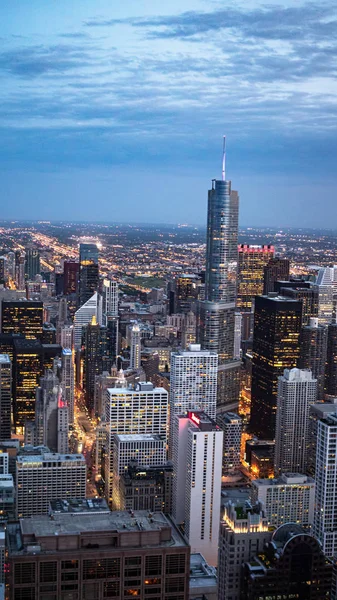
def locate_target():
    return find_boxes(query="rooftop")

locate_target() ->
[17,452,85,465]
[253,474,314,487]
[50,498,109,515]
[116,434,166,443]
[189,553,217,590]
[7,511,187,555]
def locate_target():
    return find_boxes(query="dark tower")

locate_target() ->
[250,295,302,439]
[325,322,337,398]
[79,243,99,307]
[298,317,327,400]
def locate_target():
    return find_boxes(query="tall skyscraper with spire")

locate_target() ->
[197,138,240,409]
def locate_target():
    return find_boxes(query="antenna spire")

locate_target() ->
[222,135,226,181]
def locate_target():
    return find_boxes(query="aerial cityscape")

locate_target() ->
[2,1,337,599]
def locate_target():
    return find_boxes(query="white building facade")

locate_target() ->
[314,413,337,557]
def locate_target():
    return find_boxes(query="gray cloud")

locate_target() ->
[0,44,95,77]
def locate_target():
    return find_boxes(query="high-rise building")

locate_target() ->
[0,354,11,441]
[251,474,315,529]
[63,260,79,295]
[298,317,327,400]
[175,274,201,314]
[7,510,190,600]
[30,369,69,453]
[129,323,141,369]
[102,277,119,318]
[73,291,102,349]
[119,462,173,514]
[61,348,74,425]
[314,265,337,325]
[1,300,43,339]
[12,338,43,432]
[170,344,218,428]
[263,258,290,294]
[250,295,302,440]
[237,244,274,312]
[218,500,271,600]
[24,248,40,280]
[274,368,317,475]
[15,252,25,290]
[60,323,74,349]
[79,243,99,307]
[234,312,242,359]
[16,451,86,518]
[83,318,109,412]
[104,382,168,505]
[0,473,15,522]
[325,322,337,397]
[280,284,318,325]
[217,411,242,474]
[314,412,337,557]
[197,141,240,410]
[307,400,337,476]
[242,525,332,600]
[172,412,223,566]
[181,310,197,349]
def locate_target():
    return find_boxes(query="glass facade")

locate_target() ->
[79,243,99,307]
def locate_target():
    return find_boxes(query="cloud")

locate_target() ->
[0,43,97,77]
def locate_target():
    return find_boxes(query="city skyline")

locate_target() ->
[1,0,337,227]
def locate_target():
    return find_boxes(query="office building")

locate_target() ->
[217,411,242,473]
[60,323,74,349]
[102,277,118,318]
[197,142,240,409]
[7,510,190,600]
[242,524,332,600]
[170,344,217,429]
[234,312,242,359]
[24,248,40,280]
[0,453,8,475]
[263,257,290,294]
[325,322,337,397]
[0,354,11,441]
[218,500,271,600]
[42,322,56,344]
[251,474,315,529]
[111,434,167,509]
[129,322,141,369]
[1,299,43,339]
[307,400,337,476]
[237,244,274,312]
[61,348,74,425]
[73,291,101,349]
[83,318,109,412]
[250,295,302,440]
[12,338,43,432]
[314,265,337,325]
[274,369,317,475]
[181,310,197,349]
[0,473,14,521]
[63,260,79,296]
[15,252,25,290]
[16,451,86,518]
[298,317,327,400]
[175,274,201,314]
[119,462,173,514]
[79,242,99,307]
[314,412,337,557]
[172,412,223,566]
[281,284,318,325]
[105,382,168,505]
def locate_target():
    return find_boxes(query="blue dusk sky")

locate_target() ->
[1,0,337,227]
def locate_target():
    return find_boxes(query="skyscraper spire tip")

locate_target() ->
[222,135,226,181]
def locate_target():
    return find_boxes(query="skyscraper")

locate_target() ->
[172,412,223,566]
[216,411,242,474]
[1,300,43,339]
[237,244,274,312]
[73,291,101,349]
[129,323,141,370]
[79,243,99,307]
[0,355,11,441]
[61,348,74,425]
[314,265,337,325]
[63,260,79,296]
[314,412,337,557]
[197,139,240,409]
[263,258,290,294]
[175,274,201,314]
[250,295,302,440]
[325,322,337,397]
[83,318,109,412]
[274,368,317,475]
[298,317,327,400]
[24,248,40,281]
[170,344,217,422]
[102,278,119,318]
[12,338,43,432]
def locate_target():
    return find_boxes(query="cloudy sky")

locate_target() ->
[1,0,337,227]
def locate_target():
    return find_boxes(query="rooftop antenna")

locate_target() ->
[222,135,226,181]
